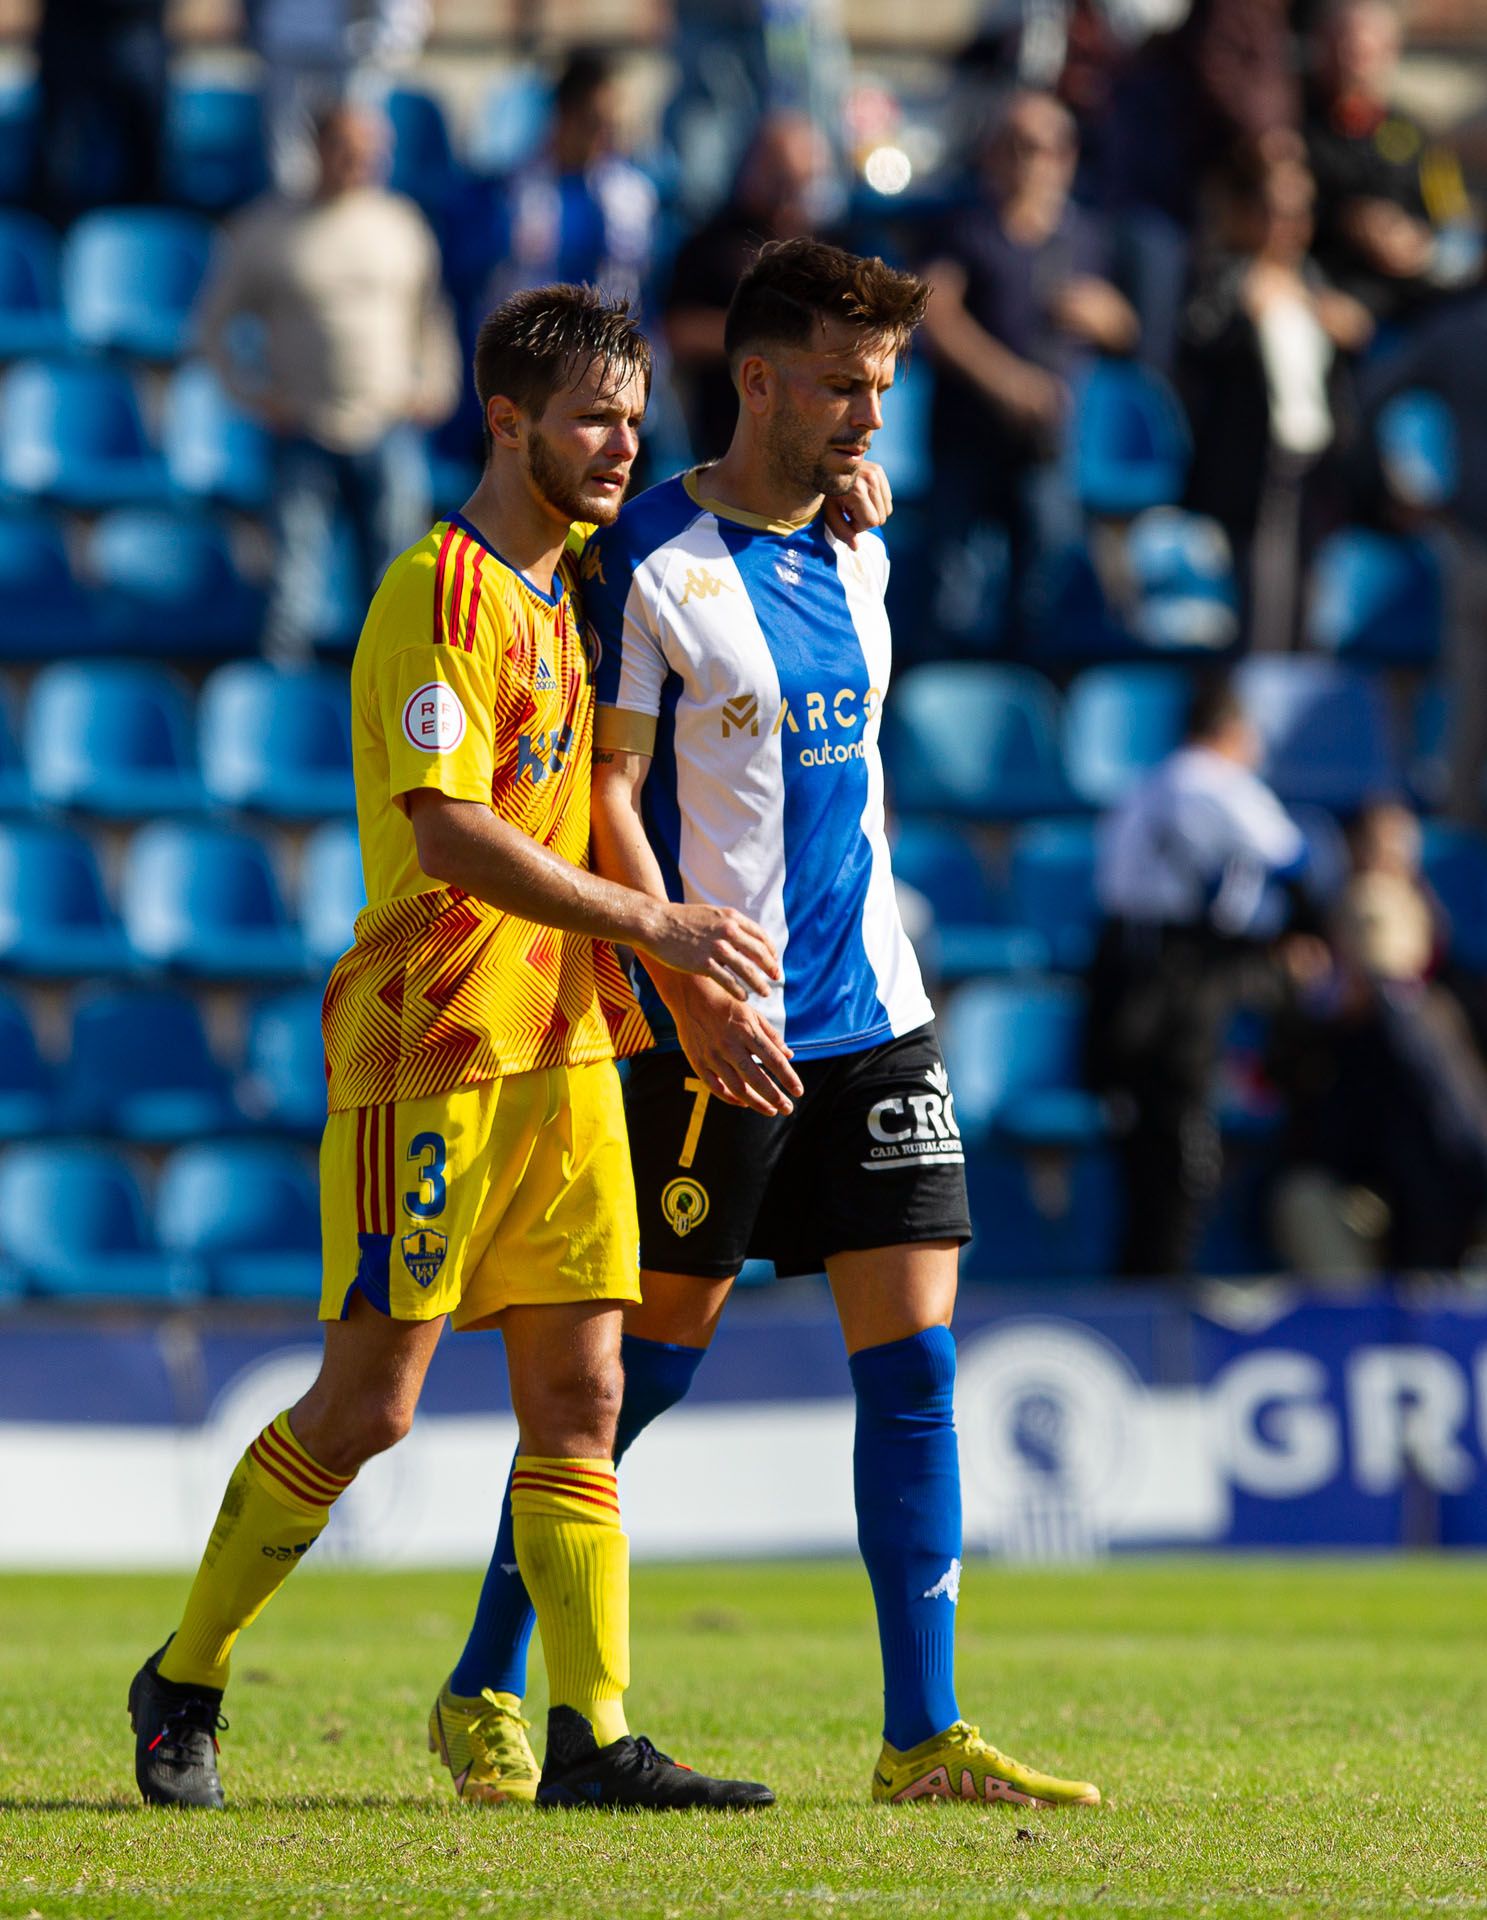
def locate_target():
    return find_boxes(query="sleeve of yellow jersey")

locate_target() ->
[372,547,506,810]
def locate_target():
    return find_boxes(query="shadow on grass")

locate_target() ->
[0,1793,449,1813]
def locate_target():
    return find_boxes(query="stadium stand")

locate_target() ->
[1008,819,1101,974]
[61,988,239,1142]
[237,989,329,1135]
[1306,529,1444,667]
[884,664,1071,818]
[89,508,266,655]
[0,990,56,1139]
[26,661,202,815]
[1236,658,1400,812]
[0,359,171,507]
[162,85,270,214]
[60,209,214,360]
[891,819,1045,978]
[162,362,274,512]
[0,822,131,975]
[156,1142,321,1301]
[1070,360,1190,518]
[299,821,365,968]
[0,1144,204,1304]
[939,979,1105,1148]
[1063,664,1190,808]
[0,212,68,358]
[120,822,305,978]
[198,664,355,816]
[0,511,98,656]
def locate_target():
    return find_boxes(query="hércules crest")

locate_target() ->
[661,1177,710,1238]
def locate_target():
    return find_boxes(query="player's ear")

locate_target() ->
[485,393,524,450]
[734,351,774,417]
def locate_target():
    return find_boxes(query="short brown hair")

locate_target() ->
[723,238,929,363]
[473,284,652,449]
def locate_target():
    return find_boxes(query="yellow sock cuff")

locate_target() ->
[510,1457,621,1528]
[242,1411,354,1521]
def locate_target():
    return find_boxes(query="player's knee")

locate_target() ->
[302,1393,415,1474]
[850,1324,957,1413]
[529,1356,623,1455]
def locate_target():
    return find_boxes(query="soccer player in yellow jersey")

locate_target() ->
[128,286,782,1813]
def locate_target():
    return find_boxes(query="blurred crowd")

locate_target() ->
[15,0,1487,1288]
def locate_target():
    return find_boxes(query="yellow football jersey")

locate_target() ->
[322,513,652,1112]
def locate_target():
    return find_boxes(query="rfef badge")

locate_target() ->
[401,1228,447,1287]
[661,1178,709,1238]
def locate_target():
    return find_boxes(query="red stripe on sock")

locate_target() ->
[249,1441,329,1510]
[510,1474,621,1515]
[254,1429,345,1505]
[259,1423,349,1496]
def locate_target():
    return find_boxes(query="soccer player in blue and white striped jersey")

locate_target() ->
[440,240,1101,1810]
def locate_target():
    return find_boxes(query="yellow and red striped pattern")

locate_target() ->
[509,1456,622,1524]
[246,1412,353,1518]
[323,522,652,1113]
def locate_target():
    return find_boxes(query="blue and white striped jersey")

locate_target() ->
[586,468,933,1060]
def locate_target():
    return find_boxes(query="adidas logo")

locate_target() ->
[535,657,557,691]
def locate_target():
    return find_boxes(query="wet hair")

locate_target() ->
[473,284,651,451]
[723,238,930,363]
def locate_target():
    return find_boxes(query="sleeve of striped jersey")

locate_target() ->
[584,530,666,756]
[377,637,500,807]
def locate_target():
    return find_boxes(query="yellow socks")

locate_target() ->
[510,1457,630,1747]
[158,1412,353,1690]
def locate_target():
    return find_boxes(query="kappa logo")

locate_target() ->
[580,545,606,585]
[401,1227,447,1287]
[922,1558,962,1604]
[721,695,759,738]
[676,566,734,608]
[661,1177,710,1237]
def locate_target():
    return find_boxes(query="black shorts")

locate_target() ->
[625,1022,972,1279]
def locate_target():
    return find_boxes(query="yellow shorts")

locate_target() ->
[318,1059,641,1332]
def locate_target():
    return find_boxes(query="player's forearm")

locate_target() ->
[410,794,667,950]
[591,754,691,1007]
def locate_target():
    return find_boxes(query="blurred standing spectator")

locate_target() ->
[920,90,1137,650]
[1178,141,1373,648]
[243,0,432,195]
[1271,808,1487,1278]
[1085,677,1308,1277]
[1365,287,1487,823]
[1305,0,1477,325]
[448,52,658,314]
[36,0,166,224]
[196,104,460,660]
[662,113,834,460]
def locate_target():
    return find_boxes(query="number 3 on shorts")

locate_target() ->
[405,1131,447,1218]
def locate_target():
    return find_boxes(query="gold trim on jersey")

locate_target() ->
[684,466,819,534]
[594,706,659,756]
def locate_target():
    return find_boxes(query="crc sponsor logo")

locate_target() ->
[861,1063,964,1170]
[516,723,575,786]
[402,683,466,753]
[718,685,883,767]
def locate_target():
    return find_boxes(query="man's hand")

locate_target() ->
[632,902,781,1003]
[666,974,804,1115]
[824,459,893,549]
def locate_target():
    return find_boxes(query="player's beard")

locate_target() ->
[526,427,625,527]
[763,395,862,500]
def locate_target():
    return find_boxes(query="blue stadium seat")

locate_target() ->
[883,665,1070,818]
[0,689,29,811]
[0,990,56,1138]
[238,989,327,1133]
[1376,388,1457,510]
[62,988,239,1141]
[1420,823,1487,973]
[199,664,354,816]
[0,358,170,506]
[1063,663,1190,808]
[300,820,365,967]
[960,1146,1122,1282]
[0,1144,203,1302]
[939,978,1104,1146]
[1026,539,1125,662]
[90,509,265,654]
[163,362,273,511]
[301,514,365,654]
[1410,680,1449,810]
[0,80,37,202]
[26,662,202,816]
[60,209,214,359]
[470,70,551,174]
[1307,529,1443,666]
[891,819,1045,977]
[1009,818,1100,971]
[1237,658,1399,811]
[158,1142,320,1300]
[163,85,269,212]
[1125,509,1240,652]
[0,822,130,975]
[0,512,98,658]
[387,88,461,215]
[1072,360,1190,517]
[0,213,68,358]
[121,823,305,979]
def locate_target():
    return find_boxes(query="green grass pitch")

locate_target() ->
[2,1557,1485,1919]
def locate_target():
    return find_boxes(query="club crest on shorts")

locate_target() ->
[401,1227,447,1287]
[661,1177,710,1237]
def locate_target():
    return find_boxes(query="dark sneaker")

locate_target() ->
[535,1706,775,1812]
[128,1643,227,1809]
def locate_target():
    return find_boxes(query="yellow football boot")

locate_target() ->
[428,1682,540,1804]
[872,1721,1101,1808]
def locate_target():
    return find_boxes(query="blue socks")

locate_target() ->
[849,1326,963,1751]
[448,1332,706,1700]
